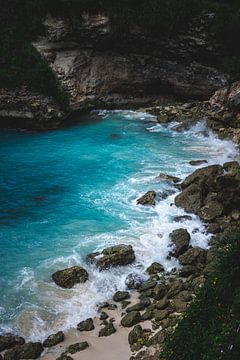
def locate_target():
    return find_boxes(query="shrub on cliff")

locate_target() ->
[161,231,240,360]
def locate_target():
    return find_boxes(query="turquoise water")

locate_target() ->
[0,111,237,339]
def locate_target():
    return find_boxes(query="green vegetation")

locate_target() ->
[161,230,240,360]
[0,0,239,106]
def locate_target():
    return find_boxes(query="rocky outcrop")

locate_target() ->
[77,318,94,332]
[43,331,64,347]
[87,244,135,270]
[175,162,240,221]
[137,191,156,206]
[113,291,130,302]
[0,334,25,352]
[52,266,88,288]
[169,228,191,257]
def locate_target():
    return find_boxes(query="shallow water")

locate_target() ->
[0,111,237,340]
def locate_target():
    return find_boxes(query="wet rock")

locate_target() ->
[146,262,164,275]
[121,311,142,327]
[189,160,208,166]
[87,244,135,270]
[4,342,43,360]
[66,342,89,354]
[113,291,130,302]
[179,247,207,266]
[137,191,156,206]
[125,273,145,290]
[43,331,64,347]
[56,355,73,360]
[181,165,223,189]
[99,322,116,337]
[52,266,88,288]
[157,173,181,184]
[128,325,143,345]
[77,318,94,331]
[0,334,25,351]
[169,228,190,257]
[207,222,222,234]
[100,311,109,320]
[126,299,151,313]
[173,215,192,222]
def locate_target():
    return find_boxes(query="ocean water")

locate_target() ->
[0,111,237,340]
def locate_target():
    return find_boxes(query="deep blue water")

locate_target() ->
[0,111,236,339]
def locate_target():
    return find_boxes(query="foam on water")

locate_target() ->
[0,111,237,340]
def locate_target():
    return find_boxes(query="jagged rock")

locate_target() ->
[4,342,43,360]
[52,266,88,288]
[181,165,223,189]
[126,273,146,289]
[66,342,89,354]
[157,173,181,183]
[189,160,208,166]
[146,262,164,275]
[178,247,207,266]
[87,244,135,270]
[128,325,143,345]
[113,291,130,302]
[77,318,94,331]
[169,228,191,257]
[99,322,116,337]
[43,331,64,347]
[137,191,156,206]
[175,183,204,213]
[0,334,25,351]
[121,311,142,327]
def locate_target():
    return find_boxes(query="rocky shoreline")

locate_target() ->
[0,156,239,360]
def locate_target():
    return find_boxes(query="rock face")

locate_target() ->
[137,191,156,206]
[52,266,88,288]
[169,229,191,257]
[3,342,43,360]
[0,334,25,351]
[175,163,240,221]
[87,244,135,270]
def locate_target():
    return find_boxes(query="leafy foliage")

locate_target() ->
[161,231,240,360]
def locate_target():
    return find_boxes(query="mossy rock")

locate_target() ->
[113,291,130,302]
[146,262,164,275]
[66,342,89,354]
[52,266,88,288]
[4,342,43,360]
[121,311,142,327]
[99,322,116,337]
[0,334,25,351]
[77,318,94,331]
[43,331,64,347]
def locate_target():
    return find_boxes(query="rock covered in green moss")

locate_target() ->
[43,331,64,347]
[66,342,89,354]
[3,342,43,360]
[121,311,142,327]
[77,318,94,331]
[113,291,130,302]
[0,334,25,351]
[52,266,88,288]
[146,262,164,275]
[99,322,116,337]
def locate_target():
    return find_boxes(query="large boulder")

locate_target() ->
[175,183,204,213]
[87,244,135,270]
[113,291,130,302]
[0,334,25,351]
[52,266,88,288]
[169,228,191,257]
[4,342,43,360]
[125,273,146,290]
[178,247,207,266]
[77,318,94,332]
[99,322,116,337]
[146,262,164,275]
[121,311,142,327]
[181,165,223,190]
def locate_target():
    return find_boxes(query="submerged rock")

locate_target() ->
[43,331,64,347]
[77,318,94,331]
[52,266,88,288]
[157,173,181,184]
[169,228,191,257]
[4,342,43,360]
[87,244,135,270]
[137,191,156,206]
[0,334,25,351]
